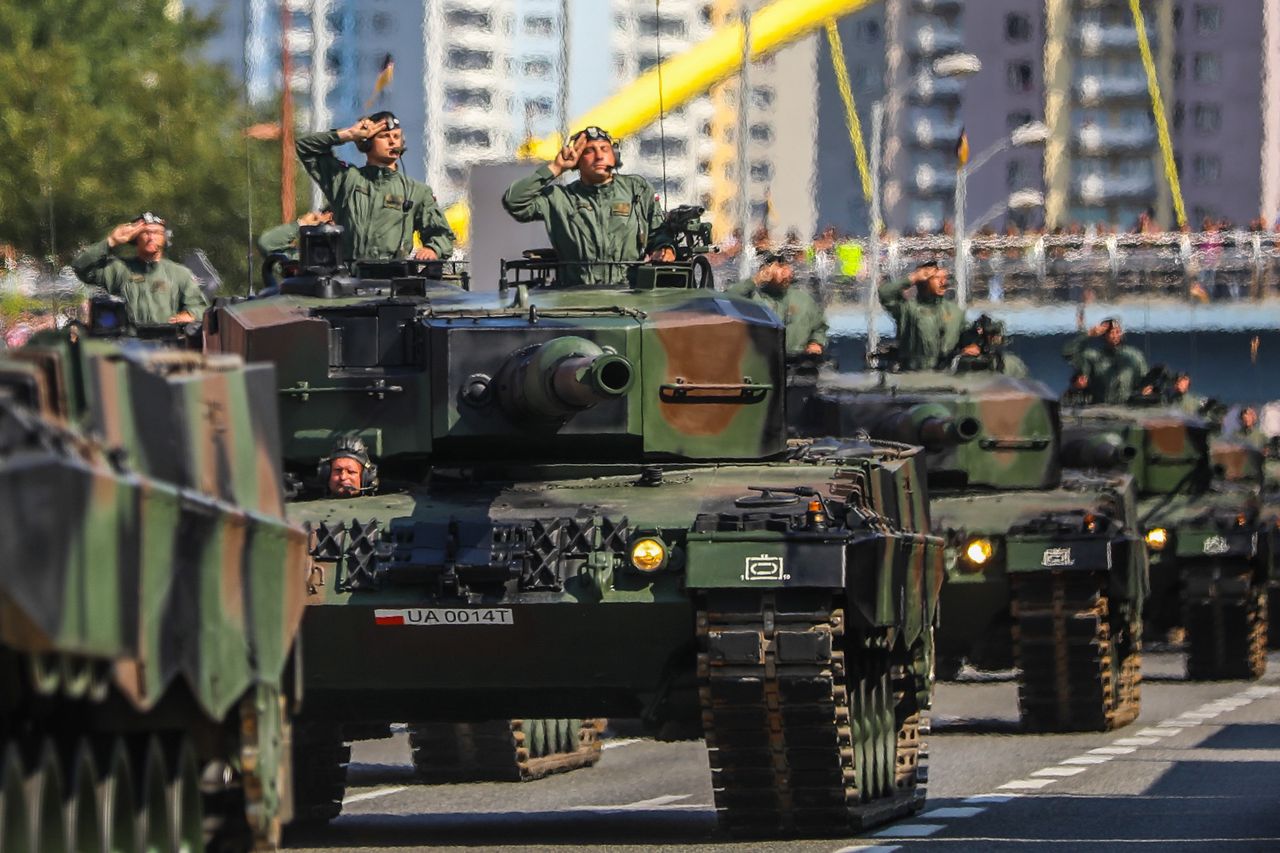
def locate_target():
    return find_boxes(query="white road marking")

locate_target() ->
[1089,746,1137,755]
[1158,719,1202,727]
[1031,766,1087,777]
[1060,755,1113,765]
[919,807,987,819]
[873,823,946,837]
[1180,710,1223,719]
[1136,727,1179,737]
[833,845,902,853]
[964,794,1021,804]
[998,778,1057,790]
[602,738,642,750]
[342,785,408,805]
[567,794,712,812]
[1112,736,1161,746]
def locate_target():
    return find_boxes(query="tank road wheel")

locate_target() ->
[65,740,103,853]
[408,719,605,783]
[28,739,69,853]
[1012,572,1141,732]
[289,722,350,825]
[1,743,31,853]
[169,737,204,853]
[1184,565,1268,681]
[137,736,175,853]
[99,738,137,853]
[697,590,922,837]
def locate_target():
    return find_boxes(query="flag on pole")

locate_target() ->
[365,54,394,109]
[955,127,970,168]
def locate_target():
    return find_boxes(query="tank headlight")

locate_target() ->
[964,538,994,566]
[630,538,667,572]
[1145,528,1169,551]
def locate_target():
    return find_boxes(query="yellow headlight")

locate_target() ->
[964,538,994,565]
[1145,528,1169,551]
[630,538,666,572]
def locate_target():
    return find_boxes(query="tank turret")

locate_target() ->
[489,336,635,420]
[874,403,981,451]
[1060,432,1138,470]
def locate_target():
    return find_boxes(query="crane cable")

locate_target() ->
[1129,0,1186,228]
[823,20,873,202]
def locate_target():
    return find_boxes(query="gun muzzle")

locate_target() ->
[496,336,635,419]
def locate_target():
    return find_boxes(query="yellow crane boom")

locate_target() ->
[446,0,877,242]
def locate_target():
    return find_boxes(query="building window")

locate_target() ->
[1173,101,1185,132]
[639,137,686,157]
[699,4,713,26]
[698,159,711,175]
[639,52,661,72]
[751,86,775,109]
[1193,52,1221,83]
[1007,61,1034,93]
[1005,13,1032,42]
[445,9,491,30]
[750,161,773,181]
[639,15,686,38]
[371,12,392,33]
[1007,110,1034,132]
[856,19,881,42]
[525,15,554,36]
[445,48,493,72]
[444,128,491,148]
[1007,159,1029,190]
[523,57,553,78]
[1193,154,1222,182]
[444,88,492,111]
[524,97,553,118]
[749,123,773,142]
[1195,4,1221,33]
[1193,103,1221,133]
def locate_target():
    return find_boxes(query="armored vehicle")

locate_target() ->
[794,364,1146,732]
[1063,405,1268,679]
[204,230,945,836]
[0,331,307,850]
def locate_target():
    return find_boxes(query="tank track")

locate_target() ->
[697,590,925,837]
[1184,565,1268,680]
[290,721,351,824]
[1012,571,1142,732]
[408,719,605,783]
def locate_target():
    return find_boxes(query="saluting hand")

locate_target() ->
[339,118,388,145]
[107,221,145,248]
[549,134,587,177]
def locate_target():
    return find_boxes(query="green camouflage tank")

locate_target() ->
[204,237,945,836]
[0,331,308,850]
[1063,405,1268,679]
[793,367,1147,732]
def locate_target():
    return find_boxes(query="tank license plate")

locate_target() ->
[374,608,514,626]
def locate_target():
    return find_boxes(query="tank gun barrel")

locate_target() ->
[875,404,981,452]
[495,336,635,419]
[1061,433,1136,469]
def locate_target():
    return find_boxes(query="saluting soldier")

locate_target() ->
[729,249,828,358]
[72,212,208,326]
[502,127,667,286]
[295,111,454,262]
[1063,317,1148,405]
[878,260,970,370]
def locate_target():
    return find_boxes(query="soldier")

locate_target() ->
[257,209,334,260]
[319,434,378,498]
[878,260,969,370]
[502,126,666,286]
[1062,370,1095,407]
[296,111,454,262]
[71,212,208,326]
[1234,406,1266,449]
[729,249,828,358]
[1063,317,1148,405]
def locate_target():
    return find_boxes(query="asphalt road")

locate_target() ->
[285,648,1280,852]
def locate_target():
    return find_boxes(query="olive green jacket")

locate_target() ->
[72,241,209,326]
[1063,333,1148,405]
[729,279,829,356]
[257,222,300,258]
[296,131,454,261]
[502,165,664,286]
[878,277,966,370]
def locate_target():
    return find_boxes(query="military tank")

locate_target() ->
[203,223,945,835]
[793,359,1147,733]
[1063,404,1268,679]
[0,330,308,850]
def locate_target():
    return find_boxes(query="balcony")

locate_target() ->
[909,72,964,104]
[906,24,964,58]
[911,162,957,195]
[1073,23,1140,55]
[1073,173,1156,203]
[908,115,963,149]
[1074,74,1149,105]
[1074,123,1156,153]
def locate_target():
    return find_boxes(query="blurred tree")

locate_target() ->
[0,0,306,293]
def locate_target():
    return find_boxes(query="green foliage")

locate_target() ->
[0,0,305,293]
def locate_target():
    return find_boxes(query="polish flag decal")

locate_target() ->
[374,610,406,625]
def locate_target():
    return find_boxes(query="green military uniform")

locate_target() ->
[1063,333,1148,405]
[72,240,208,326]
[257,222,301,259]
[729,279,829,357]
[502,164,665,286]
[295,131,454,261]
[878,277,966,370]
